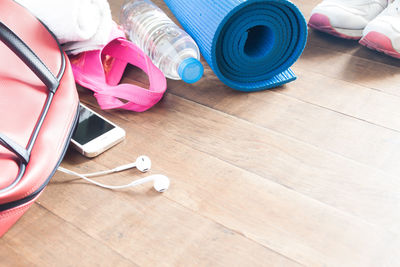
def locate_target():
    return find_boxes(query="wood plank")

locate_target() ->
[166,67,400,177]
[292,0,320,18]
[2,204,135,267]
[46,93,400,266]
[0,240,35,267]
[81,91,400,236]
[284,67,400,132]
[306,29,400,67]
[295,44,400,97]
[3,1,399,266]
[290,0,400,96]
[40,150,301,267]
[151,0,400,180]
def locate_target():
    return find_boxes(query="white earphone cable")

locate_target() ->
[79,163,138,178]
[81,168,118,178]
[58,167,134,190]
[56,156,169,192]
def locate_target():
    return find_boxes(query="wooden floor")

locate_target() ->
[3,0,400,266]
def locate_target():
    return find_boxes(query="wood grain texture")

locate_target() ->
[2,0,400,266]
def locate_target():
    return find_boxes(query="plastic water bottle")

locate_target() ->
[120,0,204,84]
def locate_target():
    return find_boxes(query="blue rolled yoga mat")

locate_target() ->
[164,0,308,91]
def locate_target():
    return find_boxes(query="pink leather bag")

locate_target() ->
[0,0,79,237]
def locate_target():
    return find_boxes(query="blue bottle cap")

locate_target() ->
[178,57,204,84]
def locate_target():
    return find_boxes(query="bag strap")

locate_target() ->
[95,38,167,112]
[0,21,59,93]
[71,35,167,112]
[0,21,65,193]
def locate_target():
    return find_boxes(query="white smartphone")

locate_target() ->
[71,104,126,158]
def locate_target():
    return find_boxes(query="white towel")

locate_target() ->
[15,0,113,55]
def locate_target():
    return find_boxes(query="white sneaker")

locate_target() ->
[360,0,400,58]
[308,0,389,39]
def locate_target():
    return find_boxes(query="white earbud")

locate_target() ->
[123,174,170,193]
[152,175,170,193]
[57,155,169,193]
[79,155,152,178]
[112,155,151,173]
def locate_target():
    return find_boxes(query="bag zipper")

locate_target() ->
[0,104,80,212]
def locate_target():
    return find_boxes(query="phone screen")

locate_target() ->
[72,105,116,145]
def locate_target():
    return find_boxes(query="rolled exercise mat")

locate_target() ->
[164,0,307,91]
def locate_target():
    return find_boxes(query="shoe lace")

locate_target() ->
[386,0,400,14]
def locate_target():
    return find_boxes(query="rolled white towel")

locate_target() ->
[15,0,113,54]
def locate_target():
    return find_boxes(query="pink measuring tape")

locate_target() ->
[70,25,167,112]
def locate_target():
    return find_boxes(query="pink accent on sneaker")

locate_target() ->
[308,13,361,40]
[360,31,400,59]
